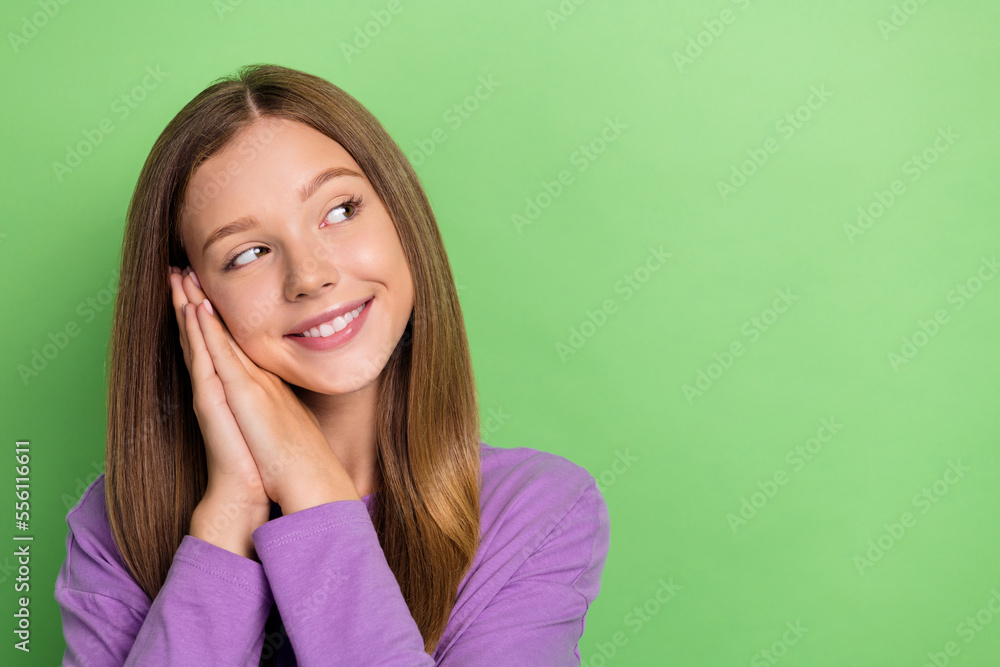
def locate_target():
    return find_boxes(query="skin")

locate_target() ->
[167,117,415,559]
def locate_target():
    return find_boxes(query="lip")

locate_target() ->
[284,296,374,352]
[286,296,373,335]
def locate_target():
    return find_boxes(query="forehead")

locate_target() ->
[180,118,363,247]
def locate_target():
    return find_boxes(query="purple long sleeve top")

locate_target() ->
[54,442,610,665]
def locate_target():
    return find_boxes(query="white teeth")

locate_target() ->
[298,301,367,338]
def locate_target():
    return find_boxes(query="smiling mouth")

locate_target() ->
[291,298,372,338]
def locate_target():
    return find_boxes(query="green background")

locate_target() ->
[2,0,999,664]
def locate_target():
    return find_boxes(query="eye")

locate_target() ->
[323,195,364,226]
[228,246,269,268]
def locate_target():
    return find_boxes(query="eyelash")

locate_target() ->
[222,195,365,270]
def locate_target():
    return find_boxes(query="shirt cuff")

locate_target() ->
[174,534,273,604]
[251,499,373,556]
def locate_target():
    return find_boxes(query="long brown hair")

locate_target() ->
[105,64,481,654]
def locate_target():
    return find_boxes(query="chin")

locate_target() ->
[290,380,376,397]
[286,365,384,396]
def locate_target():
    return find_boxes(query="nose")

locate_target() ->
[283,240,338,301]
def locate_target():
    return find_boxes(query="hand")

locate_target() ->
[168,266,360,516]
[169,266,271,509]
[170,267,276,557]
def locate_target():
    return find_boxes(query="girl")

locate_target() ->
[55,63,609,666]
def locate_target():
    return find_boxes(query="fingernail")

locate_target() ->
[181,303,187,315]
[190,271,201,288]
[203,299,214,315]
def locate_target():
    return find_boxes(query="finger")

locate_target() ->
[196,300,254,389]
[168,268,192,368]
[181,266,206,305]
[181,271,257,372]
[183,299,260,492]
[184,296,222,390]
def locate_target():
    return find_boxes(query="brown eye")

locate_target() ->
[230,246,269,268]
[324,195,363,225]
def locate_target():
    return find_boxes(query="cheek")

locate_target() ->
[213,286,277,343]
[387,243,414,300]
[228,325,278,371]
[232,332,267,360]
[365,226,410,284]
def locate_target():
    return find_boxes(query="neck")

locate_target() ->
[293,376,381,498]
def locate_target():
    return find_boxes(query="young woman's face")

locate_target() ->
[179,117,414,395]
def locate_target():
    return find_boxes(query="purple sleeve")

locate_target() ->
[55,478,276,665]
[252,500,435,665]
[251,480,610,666]
[126,537,274,664]
[436,482,610,666]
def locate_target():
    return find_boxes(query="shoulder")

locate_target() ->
[438,442,610,652]
[475,441,610,583]
[479,440,601,516]
[56,473,151,611]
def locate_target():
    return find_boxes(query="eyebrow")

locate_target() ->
[297,166,365,202]
[201,166,367,256]
[201,216,259,257]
